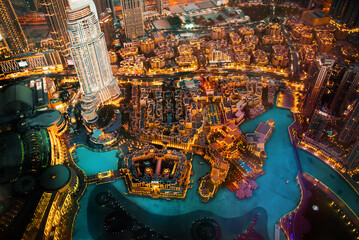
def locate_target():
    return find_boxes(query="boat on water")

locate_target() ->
[286,180,289,184]
[308,157,313,163]
[124,192,128,195]
[199,162,204,164]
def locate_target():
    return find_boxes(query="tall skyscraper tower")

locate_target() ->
[0,0,29,55]
[93,0,115,17]
[330,64,359,116]
[306,109,329,141]
[24,0,39,11]
[155,0,163,14]
[100,9,116,49]
[41,0,71,64]
[338,100,359,146]
[346,139,359,172]
[302,56,335,118]
[330,0,359,28]
[67,0,120,123]
[121,0,145,39]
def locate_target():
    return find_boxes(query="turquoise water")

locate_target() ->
[73,105,359,240]
[74,147,119,175]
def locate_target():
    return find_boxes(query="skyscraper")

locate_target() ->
[302,56,335,118]
[99,9,116,49]
[94,0,115,15]
[41,0,71,64]
[330,64,359,116]
[24,0,39,11]
[67,0,120,123]
[121,0,145,39]
[155,0,163,14]
[330,0,359,28]
[338,100,359,146]
[0,0,29,55]
[346,139,359,172]
[306,109,329,141]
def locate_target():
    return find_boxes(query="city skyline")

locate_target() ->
[0,1,359,240]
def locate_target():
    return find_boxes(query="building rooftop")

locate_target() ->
[40,165,71,191]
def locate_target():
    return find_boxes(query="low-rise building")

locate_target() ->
[238,26,254,36]
[178,44,193,56]
[154,46,174,59]
[253,49,268,66]
[175,55,197,67]
[211,27,226,40]
[272,45,289,67]
[119,46,138,59]
[140,38,155,53]
[150,56,166,69]
[229,32,241,45]
[235,51,250,65]
[302,10,330,26]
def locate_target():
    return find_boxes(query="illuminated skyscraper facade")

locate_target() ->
[41,0,71,64]
[346,139,359,172]
[330,65,359,116]
[99,9,116,49]
[121,0,145,39]
[93,0,115,17]
[24,0,39,11]
[338,100,359,146]
[155,0,163,14]
[67,0,120,122]
[330,0,359,28]
[302,56,335,118]
[0,0,29,55]
[306,109,329,141]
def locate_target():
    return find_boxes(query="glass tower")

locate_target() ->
[41,0,71,64]
[67,0,120,123]
[121,0,145,39]
[302,56,335,118]
[0,0,29,55]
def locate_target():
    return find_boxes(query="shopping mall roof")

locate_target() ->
[40,165,71,191]
[0,84,33,114]
[28,109,61,128]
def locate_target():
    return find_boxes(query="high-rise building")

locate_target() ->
[346,139,359,172]
[155,0,162,14]
[99,9,115,49]
[302,56,335,118]
[338,100,359,146]
[306,109,329,141]
[330,64,359,116]
[67,0,120,123]
[120,0,145,39]
[330,0,359,28]
[41,0,71,64]
[24,0,39,11]
[93,0,115,17]
[0,0,29,55]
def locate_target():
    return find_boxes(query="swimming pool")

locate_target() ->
[74,147,119,175]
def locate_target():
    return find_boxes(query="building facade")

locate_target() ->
[346,139,359,172]
[99,9,116,49]
[67,0,120,122]
[0,0,29,55]
[306,109,329,141]
[338,100,359,146]
[330,64,359,116]
[121,0,145,39]
[41,0,71,64]
[302,56,335,118]
[330,0,359,28]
